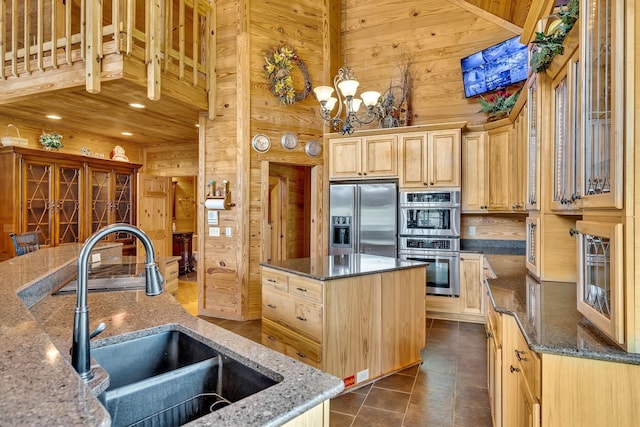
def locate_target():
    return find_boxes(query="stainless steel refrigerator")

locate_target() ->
[329,181,397,257]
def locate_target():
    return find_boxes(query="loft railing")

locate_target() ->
[1,0,215,107]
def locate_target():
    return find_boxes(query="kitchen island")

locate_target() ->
[0,244,343,426]
[261,254,426,389]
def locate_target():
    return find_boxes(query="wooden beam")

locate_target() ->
[65,0,72,65]
[179,0,185,79]
[192,0,198,86]
[85,0,101,93]
[24,0,31,74]
[147,0,162,100]
[521,0,555,44]
[447,0,522,34]
[37,0,43,71]
[207,1,215,120]
[51,0,58,68]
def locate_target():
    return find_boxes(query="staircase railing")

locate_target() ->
[1,0,215,109]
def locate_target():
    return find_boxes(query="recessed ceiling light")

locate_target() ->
[121,132,133,136]
[46,115,62,120]
[129,103,146,109]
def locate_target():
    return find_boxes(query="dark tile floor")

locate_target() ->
[176,282,491,427]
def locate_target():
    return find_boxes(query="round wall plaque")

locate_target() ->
[252,133,271,153]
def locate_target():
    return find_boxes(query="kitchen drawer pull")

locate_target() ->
[267,304,276,309]
[515,349,528,361]
[267,278,277,283]
[296,316,307,322]
[295,287,308,292]
[510,365,520,373]
[486,331,493,339]
[296,352,307,359]
[267,335,276,341]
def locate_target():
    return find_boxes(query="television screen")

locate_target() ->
[461,36,528,98]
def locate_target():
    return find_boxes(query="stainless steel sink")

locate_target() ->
[93,329,280,426]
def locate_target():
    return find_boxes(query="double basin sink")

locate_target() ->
[92,329,280,426]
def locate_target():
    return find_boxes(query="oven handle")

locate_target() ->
[398,251,460,259]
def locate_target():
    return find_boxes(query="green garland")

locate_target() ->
[530,0,579,73]
[263,44,311,105]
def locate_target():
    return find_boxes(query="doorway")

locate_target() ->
[267,164,311,262]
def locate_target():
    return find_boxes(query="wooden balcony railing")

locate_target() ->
[1,0,215,113]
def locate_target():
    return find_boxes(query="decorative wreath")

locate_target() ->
[263,44,311,105]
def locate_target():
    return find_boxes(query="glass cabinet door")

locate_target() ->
[90,168,113,234]
[580,0,623,208]
[55,164,82,244]
[526,76,539,210]
[23,160,54,246]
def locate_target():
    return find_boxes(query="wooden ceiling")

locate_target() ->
[0,0,533,148]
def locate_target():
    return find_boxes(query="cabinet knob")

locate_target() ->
[267,335,276,341]
[510,365,520,373]
[423,182,428,186]
[486,331,493,339]
[296,352,307,359]
[363,172,367,176]
[296,316,307,322]
[569,228,579,236]
[430,182,434,186]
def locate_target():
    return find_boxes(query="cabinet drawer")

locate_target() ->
[262,268,289,292]
[262,287,323,341]
[513,323,540,399]
[165,261,179,281]
[262,318,322,368]
[289,275,323,303]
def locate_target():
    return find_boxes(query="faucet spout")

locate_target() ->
[71,223,164,381]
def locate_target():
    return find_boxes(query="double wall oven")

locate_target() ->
[398,190,461,297]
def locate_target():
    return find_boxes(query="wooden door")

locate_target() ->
[399,132,427,188]
[428,129,460,188]
[137,173,171,259]
[461,132,488,212]
[268,176,285,262]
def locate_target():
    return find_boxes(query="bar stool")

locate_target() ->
[9,231,41,256]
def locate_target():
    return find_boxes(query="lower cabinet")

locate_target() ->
[282,401,330,427]
[163,258,180,295]
[261,266,425,388]
[426,253,486,323]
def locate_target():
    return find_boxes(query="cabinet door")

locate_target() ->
[460,254,483,315]
[576,220,624,344]
[510,113,526,211]
[516,372,541,427]
[329,138,362,179]
[22,159,55,246]
[461,132,488,212]
[399,132,427,187]
[525,215,541,278]
[89,167,114,235]
[487,127,511,211]
[579,0,624,209]
[54,163,83,245]
[487,325,502,427]
[526,76,540,211]
[428,130,460,188]
[362,135,398,178]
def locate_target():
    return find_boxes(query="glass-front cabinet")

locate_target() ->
[576,220,623,345]
[525,76,540,211]
[579,0,623,209]
[22,158,83,247]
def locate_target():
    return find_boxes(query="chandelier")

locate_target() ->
[313,4,380,135]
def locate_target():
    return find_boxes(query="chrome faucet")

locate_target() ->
[71,223,164,381]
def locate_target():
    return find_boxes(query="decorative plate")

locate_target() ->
[252,133,271,153]
[281,132,298,150]
[305,140,322,157]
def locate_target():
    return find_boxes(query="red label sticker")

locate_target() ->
[343,375,355,388]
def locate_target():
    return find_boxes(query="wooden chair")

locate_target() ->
[9,231,41,256]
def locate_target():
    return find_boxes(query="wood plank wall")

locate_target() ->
[0,119,142,162]
[343,0,522,127]
[197,0,529,320]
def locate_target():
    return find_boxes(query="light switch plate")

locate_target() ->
[225,227,232,237]
[91,253,101,264]
[209,227,220,237]
[207,210,219,225]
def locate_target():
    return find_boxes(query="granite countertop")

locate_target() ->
[0,245,343,426]
[485,254,640,365]
[261,253,426,281]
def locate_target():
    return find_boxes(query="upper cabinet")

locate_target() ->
[525,75,541,211]
[461,132,488,212]
[578,0,624,209]
[399,129,461,189]
[328,135,398,180]
[327,124,464,185]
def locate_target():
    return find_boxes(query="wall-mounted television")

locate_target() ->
[461,35,528,98]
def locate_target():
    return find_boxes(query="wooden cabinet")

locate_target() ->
[426,253,485,323]
[261,265,425,388]
[486,290,502,427]
[525,215,541,278]
[88,164,137,251]
[399,129,461,189]
[328,134,397,179]
[0,147,140,260]
[462,122,525,213]
[163,258,180,295]
[575,220,624,345]
[525,75,541,211]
